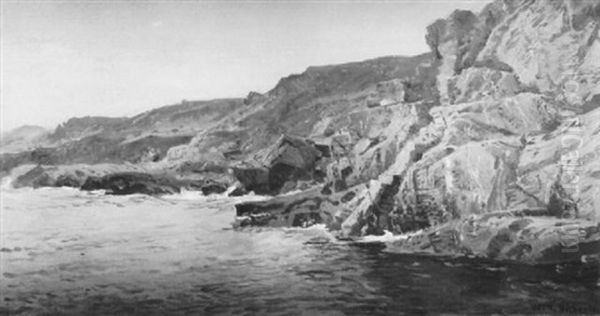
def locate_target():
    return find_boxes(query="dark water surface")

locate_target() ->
[1,187,599,315]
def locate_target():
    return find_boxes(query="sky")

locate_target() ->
[0,0,488,132]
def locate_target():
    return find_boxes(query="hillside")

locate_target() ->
[1,0,599,264]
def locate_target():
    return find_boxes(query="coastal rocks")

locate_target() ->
[426,5,503,74]
[183,175,232,195]
[0,134,195,177]
[446,67,521,105]
[9,164,145,189]
[234,187,334,228]
[1,98,245,177]
[234,185,367,229]
[233,135,326,195]
[516,107,600,221]
[1,0,598,267]
[7,163,236,196]
[386,210,600,265]
[476,0,600,99]
[11,165,58,188]
[329,0,598,266]
[81,172,181,195]
[232,167,270,194]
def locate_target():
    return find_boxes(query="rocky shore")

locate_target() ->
[1,0,599,264]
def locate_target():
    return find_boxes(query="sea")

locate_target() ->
[1,181,599,315]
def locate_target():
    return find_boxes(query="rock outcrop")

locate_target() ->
[386,210,600,264]
[80,172,181,195]
[230,0,600,265]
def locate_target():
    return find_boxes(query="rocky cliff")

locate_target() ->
[234,0,600,264]
[1,0,599,264]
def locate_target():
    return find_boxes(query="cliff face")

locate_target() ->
[2,0,599,264]
[390,0,600,222]
[235,0,600,263]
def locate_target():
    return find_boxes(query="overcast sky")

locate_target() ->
[1,0,488,132]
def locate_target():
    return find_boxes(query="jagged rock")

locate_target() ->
[12,165,55,188]
[446,67,521,104]
[200,182,228,195]
[234,185,366,230]
[244,91,265,105]
[475,0,600,101]
[386,212,600,265]
[9,164,146,189]
[234,187,334,228]
[54,174,83,188]
[233,135,325,195]
[232,167,270,194]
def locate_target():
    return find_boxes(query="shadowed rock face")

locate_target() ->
[234,188,331,228]
[234,135,326,195]
[81,172,181,195]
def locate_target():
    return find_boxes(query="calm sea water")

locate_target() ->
[1,186,599,315]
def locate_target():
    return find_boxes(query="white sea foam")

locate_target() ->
[164,187,271,204]
[354,229,425,243]
[0,176,13,190]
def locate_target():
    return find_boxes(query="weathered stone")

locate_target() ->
[81,172,180,195]
[386,213,600,265]
[232,167,270,194]
[234,188,334,228]
[233,135,326,195]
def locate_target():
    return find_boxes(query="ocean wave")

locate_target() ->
[353,229,425,244]
[0,176,14,190]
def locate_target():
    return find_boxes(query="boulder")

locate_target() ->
[234,187,333,228]
[233,135,324,195]
[234,185,367,230]
[232,167,270,194]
